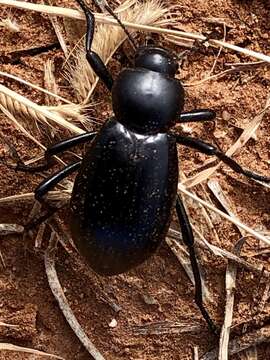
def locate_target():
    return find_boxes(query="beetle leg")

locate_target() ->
[3,132,96,173]
[25,161,81,231]
[174,135,270,183]
[35,161,81,201]
[176,194,217,334]
[177,109,216,123]
[75,0,114,90]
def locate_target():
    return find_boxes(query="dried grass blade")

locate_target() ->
[0,342,64,359]
[45,232,105,360]
[240,347,257,360]
[194,347,199,360]
[0,84,83,134]
[207,180,245,237]
[44,60,61,105]
[183,94,270,188]
[47,3,68,58]
[200,325,270,360]
[0,223,24,235]
[0,104,46,150]
[131,321,202,335]
[1,0,270,63]
[218,238,245,360]
[0,70,71,104]
[0,321,19,328]
[0,190,71,204]
[178,184,270,246]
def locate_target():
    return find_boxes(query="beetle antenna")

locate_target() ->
[94,0,137,50]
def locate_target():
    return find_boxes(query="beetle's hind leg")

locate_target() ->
[175,194,217,334]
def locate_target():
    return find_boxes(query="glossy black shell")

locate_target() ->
[70,118,178,275]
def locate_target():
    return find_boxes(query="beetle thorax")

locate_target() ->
[112,67,184,135]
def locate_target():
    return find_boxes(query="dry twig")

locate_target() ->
[200,325,270,360]
[218,238,245,360]
[1,0,270,63]
[45,231,105,360]
[0,342,64,359]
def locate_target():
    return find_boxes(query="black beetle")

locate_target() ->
[9,0,270,334]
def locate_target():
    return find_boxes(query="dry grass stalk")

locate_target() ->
[183,94,270,188]
[44,59,61,106]
[200,325,270,360]
[47,103,94,130]
[0,84,83,134]
[0,70,71,104]
[0,321,19,328]
[0,17,19,32]
[44,231,106,360]
[66,0,168,101]
[240,347,257,360]
[0,223,24,235]
[0,105,66,167]
[35,222,46,248]
[218,238,245,360]
[0,104,47,151]
[185,61,268,87]
[2,0,270,63]
[194,347,199,360]
[0,342,64,359]
[168,227,268,277]
[0,190,71,204]
[178,184,270,246]
[131,321,202,335]
[47,2,69,58]
[207,180,245,237]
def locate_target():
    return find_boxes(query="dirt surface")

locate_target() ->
[0,0,270,359]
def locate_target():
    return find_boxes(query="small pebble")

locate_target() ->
[109,318,117,328]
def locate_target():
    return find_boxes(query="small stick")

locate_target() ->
[194,346,199,360]
[0,70,71,104]
[178,184,270,246]
[131,321,202,336]
[1,0,270,63]
[0,342,64,359]
[218,238,245,360]
[0,223,24,235]
[45,231,106,360]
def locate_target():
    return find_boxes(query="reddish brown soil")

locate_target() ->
[0,0,270,359]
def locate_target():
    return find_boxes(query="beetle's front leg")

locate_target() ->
[175,194,217,334]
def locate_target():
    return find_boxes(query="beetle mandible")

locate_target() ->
[10,0,270,334]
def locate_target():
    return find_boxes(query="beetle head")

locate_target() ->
[134,46,178,77]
